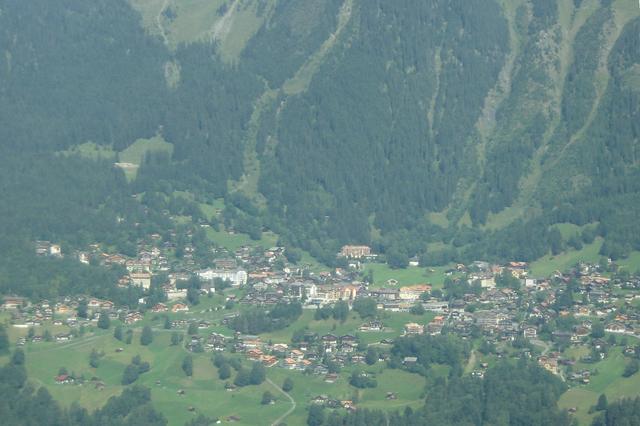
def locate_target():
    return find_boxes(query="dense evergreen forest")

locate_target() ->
[0,0,639,298]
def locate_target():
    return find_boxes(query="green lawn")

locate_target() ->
[554,223,587,240]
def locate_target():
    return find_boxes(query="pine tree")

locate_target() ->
[596,394,608,411]
[282,377,294,392]
[97,312,110,330]
[140,326,153,346]
[114,325,123,341]
[182,355,193,377]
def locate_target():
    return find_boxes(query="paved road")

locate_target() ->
[266,378,296,426]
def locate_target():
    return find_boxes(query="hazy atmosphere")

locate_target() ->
[0,0,639,425]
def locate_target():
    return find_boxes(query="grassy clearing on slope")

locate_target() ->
[617,251,640,274]
[169,0,227,47]
[23,330,288,426]
[364,263,456,289]
[215,0,274,63]
[559,347,640,425]
[205,226,278,251]
[119,135,173,165]
[529,239,603,278]
[266,366,425,425]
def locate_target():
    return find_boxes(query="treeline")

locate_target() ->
[229,301,303,334]
[388,333,471,378]
[307,360,570,426]
[592,397,640,426]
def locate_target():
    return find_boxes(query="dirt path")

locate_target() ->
[266,377,296,426]
[156,0,170,46]
[464,349,477,374]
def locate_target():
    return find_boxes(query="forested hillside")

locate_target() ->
[0,0,639,279]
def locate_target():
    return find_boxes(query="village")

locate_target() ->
[6,236,640,398]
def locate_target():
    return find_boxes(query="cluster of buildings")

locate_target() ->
[14,229,640,389]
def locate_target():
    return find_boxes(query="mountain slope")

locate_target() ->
[0,0,639,266]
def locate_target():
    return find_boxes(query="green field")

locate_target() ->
[22,329,288,426]
[12,307,432,426]
[559,348,640,425]
[364,263,457,289]
[205,227,278,252]
[265,366,425,425]
[119,135,173,165]
[529,238,603,278]
[617,251,640,273]
[258,309,435,346]
[128,0,274,61]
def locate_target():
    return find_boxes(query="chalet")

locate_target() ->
[538,356,558,375]
[359,320,383,332]
[125,312,143,324]
[282,358,297,369]
[49,244,62,257]
[2,296,27,310]
[55,374,74,384]
[247,349,263,360]
[351,354,365,363]
[337,284,360,301]
[403,356,418,366]
[324,373,338,383]
[55,333,71,342]
[151,303,168,312]
[423,300,449,313]
[404,323,424,335]
[100,300,115,310]
[242,337,262,349]
[605,322,627,334]
[321,334,339,352]
[339,245,371,259]
[399,284,432,301]
[171,303,189,313]
[289,349,304,361]
[311,395,328,405]
[272,343,289,354]
[341,400,355,410]
[261,355,278,367]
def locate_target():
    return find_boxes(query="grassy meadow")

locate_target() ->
[559,347,640,425]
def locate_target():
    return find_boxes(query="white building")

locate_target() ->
[197,269,248,287]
